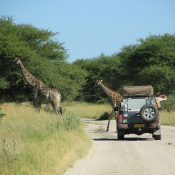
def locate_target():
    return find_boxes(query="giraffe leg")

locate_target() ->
[32,90,43,112]
[33,99,41,112]
[55,105,63,115]
[33,100,41,112]
[44,103,50,111]
[59,101,63,115]
[59,107,63,115]
[49,94,62,115]
[54,108,59,115]
[106,109,114,132]
[33,88,39,98]
[49,101,59,115]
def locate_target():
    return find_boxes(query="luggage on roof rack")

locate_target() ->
[122,85,154,97]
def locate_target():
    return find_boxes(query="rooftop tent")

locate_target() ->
[122,85,154,97]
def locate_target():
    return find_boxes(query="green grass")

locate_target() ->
[0,103,91,175]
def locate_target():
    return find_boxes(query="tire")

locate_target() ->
[153,128,161,140]
[140,105,158,122]
[153,135,161,140]
[118,130,124,140]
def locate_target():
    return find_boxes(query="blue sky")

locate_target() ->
[0,0,175,62]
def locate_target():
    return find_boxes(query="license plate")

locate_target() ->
[134,124,145,128]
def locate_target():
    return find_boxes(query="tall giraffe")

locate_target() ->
[14,58,62,115]
[96,80,123,131]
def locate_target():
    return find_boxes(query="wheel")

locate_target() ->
[152,128,161,140]
[118,130,124,140]
[140,105,158,122]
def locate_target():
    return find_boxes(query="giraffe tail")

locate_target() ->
[60,107,63,115]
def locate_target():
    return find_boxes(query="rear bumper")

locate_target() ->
[117,111,160,135]
[117,123,160,135]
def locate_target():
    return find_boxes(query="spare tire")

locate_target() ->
[140,105,158,122]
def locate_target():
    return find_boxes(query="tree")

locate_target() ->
[118,34,175,94]
[0,17,86,101]
[74,54,122,102]
[75,34,175,101]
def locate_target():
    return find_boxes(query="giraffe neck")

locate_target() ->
[18,62,37,87]
[17,60,53,100]
[98,82,114,99]
[17,60,60,101]
[98,82,123,107]
[39,83,50,98]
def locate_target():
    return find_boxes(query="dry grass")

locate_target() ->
[160,110,175,126]
[0,103,91,175]
[1,102,174,175]
[64,102,111,119]
[64,102,175,126]
[65,102,175,126]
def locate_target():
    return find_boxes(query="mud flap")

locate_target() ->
[153,128,161,135]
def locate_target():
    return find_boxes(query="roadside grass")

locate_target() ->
[1,102,174,175]
[63,102,175,126]
[64,101,111,119]
[160,111,175,126]
[0,103,91,175]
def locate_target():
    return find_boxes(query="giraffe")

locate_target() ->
[14,57,62,115]
[96,80,123,131]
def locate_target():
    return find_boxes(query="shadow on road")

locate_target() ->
[93,137,152,141]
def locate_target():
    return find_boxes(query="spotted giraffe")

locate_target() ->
[96,80,123,131]
[14,58,62,115]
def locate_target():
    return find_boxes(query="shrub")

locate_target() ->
[97,112,110,120]
[0,108,5,122]
[1,139,18,162]
[46,113,81,135]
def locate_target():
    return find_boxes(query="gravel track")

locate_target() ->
[64,119,175,175]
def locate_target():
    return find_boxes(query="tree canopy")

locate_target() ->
[118,34,175,93]
[1,17,175,103]
[74,34,175,102]
[0,17,86,101]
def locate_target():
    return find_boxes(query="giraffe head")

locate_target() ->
[14,57,21,65]
[96,80,103,86]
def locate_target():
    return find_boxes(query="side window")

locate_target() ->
[150,97,157,105]
[120,100,128,111]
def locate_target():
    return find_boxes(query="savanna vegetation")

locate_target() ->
[0,17,86,102]
[0,103,91,175]
[1,17,175,106]
[1,16,175,174]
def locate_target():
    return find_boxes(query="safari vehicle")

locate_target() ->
[116,85,161,140]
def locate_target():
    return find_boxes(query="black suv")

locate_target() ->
[117,86,161,140]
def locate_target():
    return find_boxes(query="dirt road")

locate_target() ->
[64,119,175,175]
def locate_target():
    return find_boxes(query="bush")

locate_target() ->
[47,113,80,134]
[0,108,5,122]
[97,112,110,120]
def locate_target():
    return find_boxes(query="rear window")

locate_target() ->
[127,97,146,111]
[121,97,154,112]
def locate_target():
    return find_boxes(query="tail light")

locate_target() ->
[118,113,123,123]
[118,113,128,129]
